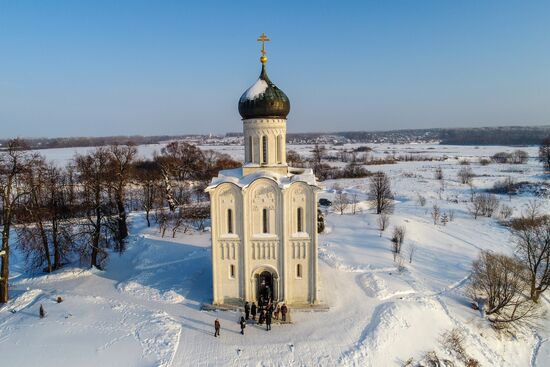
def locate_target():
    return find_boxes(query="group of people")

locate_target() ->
[213,300,290,337]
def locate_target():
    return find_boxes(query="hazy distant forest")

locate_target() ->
[2,126,550,150]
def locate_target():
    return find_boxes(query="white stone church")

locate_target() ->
[206,36,321,307]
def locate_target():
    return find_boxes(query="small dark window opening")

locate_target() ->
[262,136,268,164]
[297,207,303,232]
[297,264,302,278]
[262,208,269,234]
[227,209,233,234]
[230,264,235,278]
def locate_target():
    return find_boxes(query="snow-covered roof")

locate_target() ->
[206,166,319,191]
[240,79,268,101]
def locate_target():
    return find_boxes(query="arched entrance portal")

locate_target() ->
[257,271,273,305]
[251,266,279,306]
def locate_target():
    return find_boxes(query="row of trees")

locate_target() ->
[0,139,239,303]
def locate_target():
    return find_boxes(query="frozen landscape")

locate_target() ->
[1,143,549,367]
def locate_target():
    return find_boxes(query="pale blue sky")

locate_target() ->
[0,0,549,138]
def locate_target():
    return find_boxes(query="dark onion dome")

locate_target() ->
[238,64,290,119]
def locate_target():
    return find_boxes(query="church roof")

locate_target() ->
[206,167,319,192]
[238,64,290,120]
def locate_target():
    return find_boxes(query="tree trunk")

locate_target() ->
[38,221,52,273]
[1,229,10,304]
[52,219,61,270]
[116,190,128,240]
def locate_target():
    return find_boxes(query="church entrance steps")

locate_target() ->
[200,302,329,312]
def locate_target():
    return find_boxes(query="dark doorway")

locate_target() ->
[257,271,273,306]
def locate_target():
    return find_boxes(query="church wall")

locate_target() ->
[284,182,317,304]
[210,183,244,305]
[243,178,284,302]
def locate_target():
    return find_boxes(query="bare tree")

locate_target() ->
[470,193,499,219]
[16,158,75,273]
[133,160,161,227]
[0,139,34,303]
[416,194,426,207]
[469,251,539,328]
[155,207,169,237]
[469,195,484,219]
[108,143,137,250]
[511,150,529,164]
[350,193,359,215]
[510,216,550,302]
[431,204,441,225]
[498,205,514,220]
[170,206,189,238]
[369,172,394,214]
[154,141,205,211]
[457,167,475,185]
[333,190,350,215]
[377,213,390,236]
[312,143,326,165]
[434,167,444,180]
[286,150,304,167]
[391,225,406,261]
[75,148,115,269]
[524,199,543,221]
[441,212,449,226]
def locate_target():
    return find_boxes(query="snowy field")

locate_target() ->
[1,143,550,366]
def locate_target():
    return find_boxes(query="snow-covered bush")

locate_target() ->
[469,251,540,329]
[457,167,475,184]
[391,225,406,260]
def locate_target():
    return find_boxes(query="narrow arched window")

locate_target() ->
[262,136,268,164]
[296,264,302,278]
[248,136,253,162]
[227,209,233,234]
[230,264,235,278]
[262,208,269,233]
[297,207,303,232]
[276,135,282,163]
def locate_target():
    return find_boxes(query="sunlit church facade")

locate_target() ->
[206,35,320,307]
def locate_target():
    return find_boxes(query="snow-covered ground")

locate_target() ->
[1,143,549,366]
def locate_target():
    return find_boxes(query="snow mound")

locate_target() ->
[1,289,43,313]
[16,267,100,285]
[135,311,182,367]
[339,298,454,366]
[358,273,416,300]
[117,273,185,304]
[319,246,367,272]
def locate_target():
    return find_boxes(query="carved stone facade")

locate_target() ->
[207,54,320,307]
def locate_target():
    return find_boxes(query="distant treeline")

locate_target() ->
[0,134,208,150]
[2,125,549,150]
[437,126,550,145]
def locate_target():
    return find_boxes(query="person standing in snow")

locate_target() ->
[274,303,280,320]
[240,316,246,335]
[39,304,46,318]
[281,303,288,322]
[251,302,257,321]
[214,318,220,337]
[244,301,250,320]
[266,309,272,331]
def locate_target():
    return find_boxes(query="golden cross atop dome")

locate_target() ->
[257,32,270,64]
